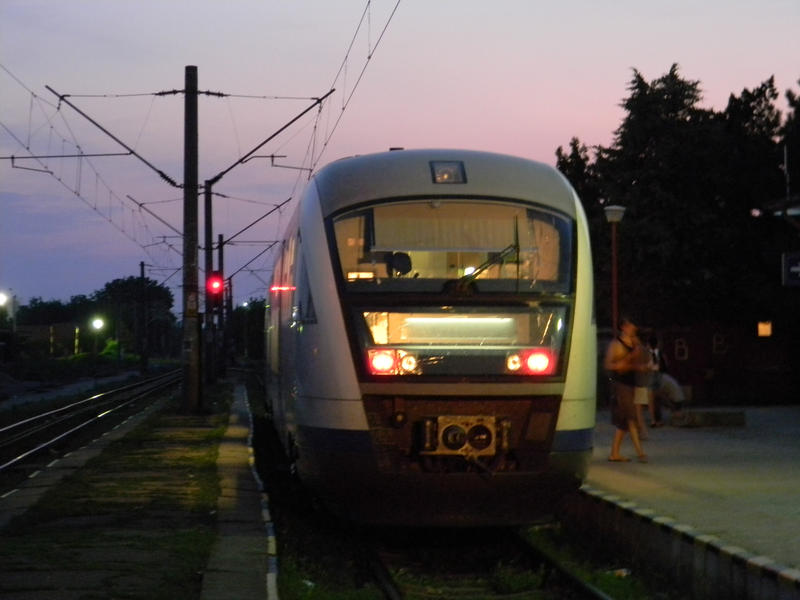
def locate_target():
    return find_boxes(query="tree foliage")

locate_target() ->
[16,277,177,357]
[557,64,799,329]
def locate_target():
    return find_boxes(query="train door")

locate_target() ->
[272,232,300,451]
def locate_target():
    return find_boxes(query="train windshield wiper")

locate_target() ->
[445,217,520,294]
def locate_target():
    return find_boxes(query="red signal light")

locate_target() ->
[206,273,224,295]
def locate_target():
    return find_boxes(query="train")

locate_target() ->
[265,148,596,526]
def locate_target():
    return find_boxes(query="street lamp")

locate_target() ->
[603,204,626,334]
[0,291,17,332]
[242,302,250,359]
[91,317,105,365]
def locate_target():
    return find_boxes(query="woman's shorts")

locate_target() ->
[611,381,636,429]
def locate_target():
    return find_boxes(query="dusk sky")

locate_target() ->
[2,0,798,310]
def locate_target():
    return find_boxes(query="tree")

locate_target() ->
[778,78,800,232]
[14,277,177,358]
[558,64,793,327]
[596,65,722,324]
[93,277,176,357]
[229,298,265,361]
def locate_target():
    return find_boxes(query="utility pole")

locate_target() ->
[218,233,227,378]
[204,181,216,384]
[181,65,201,412]
[35,72,334,407]
[139,261,149,374]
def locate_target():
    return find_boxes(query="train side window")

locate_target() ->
[296,261,317,324]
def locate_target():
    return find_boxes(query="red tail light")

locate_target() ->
[506,348,557,375]
[368,349,397,375]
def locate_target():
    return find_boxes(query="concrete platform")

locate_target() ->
[572,405,800,599]
[201,384,274,600]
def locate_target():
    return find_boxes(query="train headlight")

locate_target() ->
[399,353,418,373]
[430,160,466,184]
[506,348,557,376]
[506,354,522,372]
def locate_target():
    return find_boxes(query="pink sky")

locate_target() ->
[1,0,798,307]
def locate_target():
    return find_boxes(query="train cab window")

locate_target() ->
[331,199,572,294]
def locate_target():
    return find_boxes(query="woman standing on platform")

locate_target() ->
[604,317,648,463]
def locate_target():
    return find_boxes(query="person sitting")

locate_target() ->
[654,373,685,423]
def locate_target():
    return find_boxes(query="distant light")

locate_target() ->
[430,161,466,184]
[270,285,296,293]
[0,292,7,307]
[91,318,104,331]
[750,208,762,217]
[757,321,772,337]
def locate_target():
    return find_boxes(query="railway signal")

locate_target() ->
[206,272,224,307]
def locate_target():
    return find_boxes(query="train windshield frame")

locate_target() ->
[328,197,576,381]
[330,198,574,295]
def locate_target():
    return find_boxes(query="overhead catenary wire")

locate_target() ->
[0,70,182,290]
[45,85,179,187]
[310,0,402,171]
[250,0,404,280]
[1,1,404,301]
[208,89,336,186]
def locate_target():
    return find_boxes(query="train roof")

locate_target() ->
[310,149,580,218]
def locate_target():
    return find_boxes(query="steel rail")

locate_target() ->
[515,530,617,600]
[0,370,179,435]
[0,372,180,473]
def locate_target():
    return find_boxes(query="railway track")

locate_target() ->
[244,373,640,599]
[0,370,180,492]
[360,526,617,600]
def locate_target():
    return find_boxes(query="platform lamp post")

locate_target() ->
[603,204,626,334]
[91,317,105,379]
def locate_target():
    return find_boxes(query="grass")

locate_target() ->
[522,524,665,600]
[245,373,386,600]
[0,382,232,599]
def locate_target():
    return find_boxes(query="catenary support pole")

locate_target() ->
[218,233,227,378]
[204,181,216,384]
[181,66,201,411]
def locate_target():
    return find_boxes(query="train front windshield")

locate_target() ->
[331,199,574,379]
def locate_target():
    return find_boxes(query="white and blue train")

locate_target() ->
[266,148,596,526]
